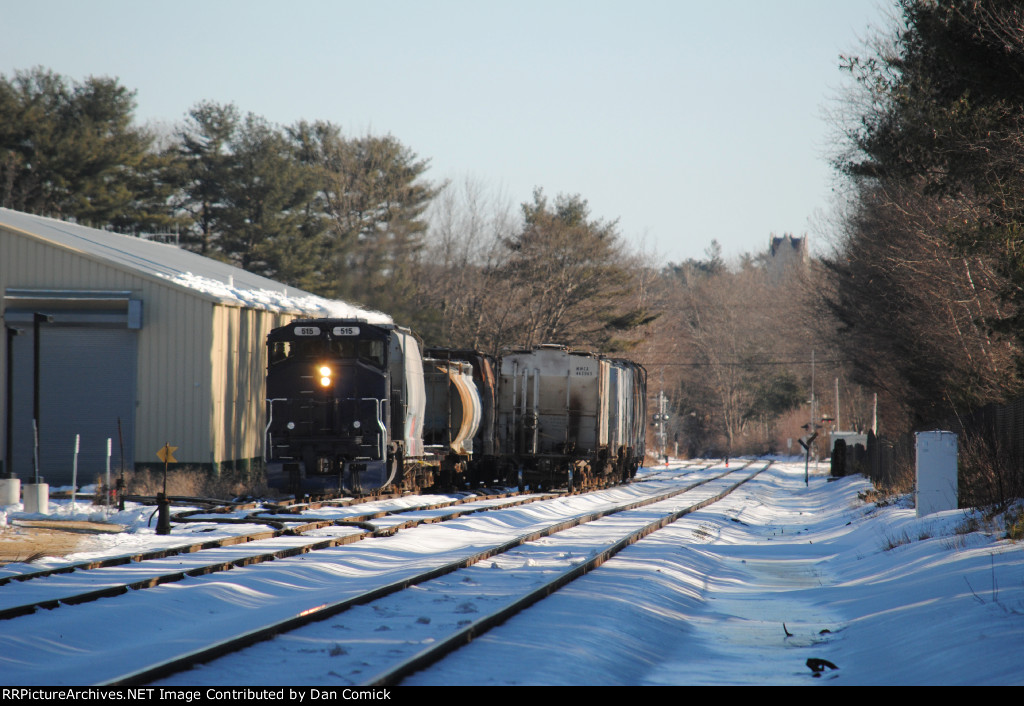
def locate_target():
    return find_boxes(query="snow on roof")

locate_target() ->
[155,272,392,322]
[0,208,392,323]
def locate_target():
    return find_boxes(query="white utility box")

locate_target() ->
[22,482,49,514]
[916,431,958,517]
[0,477,19,505]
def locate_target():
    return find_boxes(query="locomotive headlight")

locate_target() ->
[318,365,332,387]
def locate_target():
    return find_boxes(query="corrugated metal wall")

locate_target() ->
[133,288,213,469]
[0,224,297,476]
[211,305,291,470]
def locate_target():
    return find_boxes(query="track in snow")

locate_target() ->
[0,462,739,686]
[149,462,768,686]
[0,490,563,619]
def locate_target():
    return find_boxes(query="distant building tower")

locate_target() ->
[768,233,808,284]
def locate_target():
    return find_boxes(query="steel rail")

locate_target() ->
[0,488,548,587]
[363,461,772,686]
[99,463,748,686]
[0,492,563,620]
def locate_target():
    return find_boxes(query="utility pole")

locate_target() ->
[835,377,840,432]
[655,390,667,459]
[800,349,819,486]
[811,350,816,427]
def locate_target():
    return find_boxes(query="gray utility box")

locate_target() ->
[915,431,958,517]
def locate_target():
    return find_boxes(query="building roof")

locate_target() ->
[0,208,390,322]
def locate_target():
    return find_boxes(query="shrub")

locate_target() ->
[100,466,271,502]
[1005,506,1024,541]
[881,529,912,551]
[958,432,1024,509]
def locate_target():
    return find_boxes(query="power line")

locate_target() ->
[641,359,848,367]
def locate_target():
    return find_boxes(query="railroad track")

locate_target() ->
[0,462,743,685]
[148,462,769,686]
[0,464,714,610]
[0,490,566,619]
[0,488,536,583]
[361,462,771,687]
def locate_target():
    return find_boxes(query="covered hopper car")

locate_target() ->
[496,345,647,490]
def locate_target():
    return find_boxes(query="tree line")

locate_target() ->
[820,0,1024,437]
[0,66,835,458]
[0,67,657,353]
[634,241,814,457]
[642,0,1024,464]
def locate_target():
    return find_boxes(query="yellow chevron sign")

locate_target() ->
[156,444,178,464]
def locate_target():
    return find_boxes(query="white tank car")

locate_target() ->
[423,358,482,456]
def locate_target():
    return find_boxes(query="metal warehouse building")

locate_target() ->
[0,208,378,486]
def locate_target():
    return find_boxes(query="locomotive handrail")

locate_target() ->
[264,398,288,463]
[369,397,387,462]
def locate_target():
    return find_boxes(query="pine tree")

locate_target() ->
[0,67,154,225]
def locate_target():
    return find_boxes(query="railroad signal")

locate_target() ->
[799,432,818,487]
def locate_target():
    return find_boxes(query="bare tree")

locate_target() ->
[820,178,1022,432]
[636,254,809,457]
[418,177,518,349]
[420,185,655,355]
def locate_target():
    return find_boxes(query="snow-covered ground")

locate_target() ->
[408,460,1024,685]
[0,459,1021,685]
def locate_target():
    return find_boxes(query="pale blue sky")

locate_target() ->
[1,0,892,264]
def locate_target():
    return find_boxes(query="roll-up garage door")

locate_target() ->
[8,324,137,487]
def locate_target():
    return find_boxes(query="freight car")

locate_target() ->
[264,318,646,495]
[424,347,500,487]
[495,345,647,491]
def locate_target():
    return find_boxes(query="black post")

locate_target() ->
[156,492,171,535]
[117,417,125,511]
[157,446,171,535]
[31,313,47,484]
[800,431,819,487]
[4,326,22,479]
